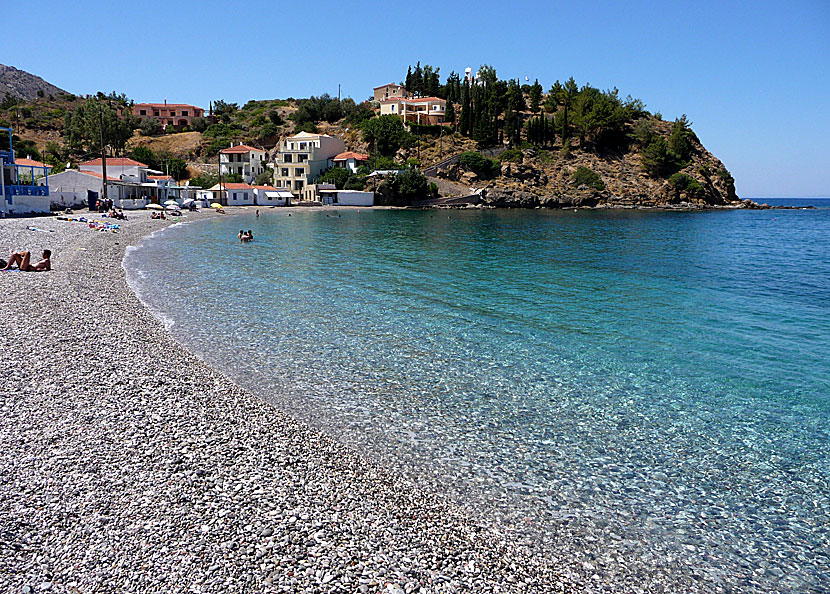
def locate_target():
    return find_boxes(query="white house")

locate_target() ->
[274,132,346,195]
[208,182,255,206]
[379,97,446,124]
[253,185,293,206]
[79,157,151,183]
[44,169,131,209]
[332,151,369,173]
[220,144,266,184]
[319,189,374,206]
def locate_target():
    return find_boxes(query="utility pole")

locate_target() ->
[338,84,341,102]
[218,152,223,205]
[98,103,108,201]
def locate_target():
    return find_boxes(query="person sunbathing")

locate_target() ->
[2,249,51,272]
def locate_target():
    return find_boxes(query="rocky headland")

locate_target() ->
[431,118,754,210]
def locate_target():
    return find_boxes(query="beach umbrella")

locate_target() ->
[211,203,224,209]
[164,199,179,206]
[146,204,163,210]
[165,204,182,211]
[182,198,196,206]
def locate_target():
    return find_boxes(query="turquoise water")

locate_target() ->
[125,202,830,592]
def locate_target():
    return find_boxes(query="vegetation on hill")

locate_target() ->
[1,62,739,207]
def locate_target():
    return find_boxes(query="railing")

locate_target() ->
[3,184,49,198]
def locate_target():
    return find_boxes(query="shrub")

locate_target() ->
[458,151,499,178]
[362,115,412,156]
[317,167,352,189]
[498,148,523,163]
[572,166,605,190]
[408,123,444,137]
[428,181,439,197]
[255,170,274,186]
[344,176,367,191]
[387,167,428,203]
[189,117,208,132]
[669,173,703,197]
[139,117,162,136]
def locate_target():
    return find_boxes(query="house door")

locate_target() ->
[87,190,98,211]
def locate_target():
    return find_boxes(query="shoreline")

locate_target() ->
[0,211,566,593]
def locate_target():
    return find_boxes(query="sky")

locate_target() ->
[4,0,828,197]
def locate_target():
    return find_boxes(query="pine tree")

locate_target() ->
[529,79,542,115]
[445,100,456,129]
[412,62,423,97]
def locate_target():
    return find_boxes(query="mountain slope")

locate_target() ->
[0,64,68,101]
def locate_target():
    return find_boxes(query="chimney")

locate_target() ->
[164,99,167,106]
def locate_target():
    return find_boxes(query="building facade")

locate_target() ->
[379,97,446,124]
[332,151,369,173]
[1,127,51,214]
[132,102,205,130]
[373,83,409,102]
[220,144,266,184]
[274,132,345,196]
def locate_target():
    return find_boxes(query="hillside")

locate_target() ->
[0,64,67,102]
[426,119,739,209]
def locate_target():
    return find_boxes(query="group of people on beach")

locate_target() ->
[238,229,254,242]
[1,249,51,272]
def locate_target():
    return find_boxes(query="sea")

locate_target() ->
[124,198,830,593]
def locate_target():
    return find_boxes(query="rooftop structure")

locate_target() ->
[373,83,410,102]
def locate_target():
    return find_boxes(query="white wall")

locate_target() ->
[1,194,51,215]
[227,190,255,205]
[336,191,374,206]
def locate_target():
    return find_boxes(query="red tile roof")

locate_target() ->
[380,96,445,104]
[80,157,147,167]
[223,183,253,190]
[373,83,403,90]
[79,170,120,182]
[333,151,369,161]
[15,157,50,168]
[134,103,203,109]
[220,145,264,154]
[148,175,174,180]
[252,185,278,190]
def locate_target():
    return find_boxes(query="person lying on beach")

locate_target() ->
[2,249,51,272]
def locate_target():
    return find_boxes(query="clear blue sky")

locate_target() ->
[5,0,828,197]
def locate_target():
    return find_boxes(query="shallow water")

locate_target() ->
[125,201,830,592]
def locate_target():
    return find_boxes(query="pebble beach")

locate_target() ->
[0,211,567,594]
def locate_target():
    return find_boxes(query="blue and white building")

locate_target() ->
[1,127,51,215]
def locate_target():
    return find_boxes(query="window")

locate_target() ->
[283,154,292,163]
[139,109,147,116]
[297,154,308,162]
[170,111,176,116]
[281,168,289,176]
[182,110,188,116]
[153,110,159,116]
[295,168,304,176]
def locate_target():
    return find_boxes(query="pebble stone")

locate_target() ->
[0,211,570,593]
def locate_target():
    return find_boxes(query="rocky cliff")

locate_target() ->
[435,119,743,209]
